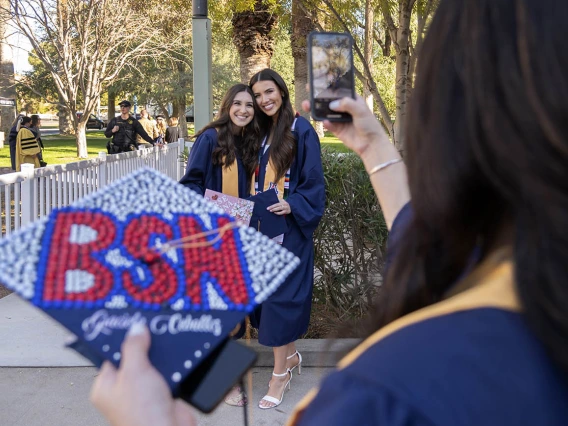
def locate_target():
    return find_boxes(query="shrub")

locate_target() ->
[308,148,389,337]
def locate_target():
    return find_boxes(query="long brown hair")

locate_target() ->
[192,84,261,180]
[374,0,568,374]
[249,69,296,182]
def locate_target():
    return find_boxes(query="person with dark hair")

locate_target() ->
[104,100,155,153]
[180,84,261,407]
[29,114,46,165]
[8,114,25,170]
[92,0,568,424]
[15,116,41,171]
[249,69,325,410]
[179,84,260,200]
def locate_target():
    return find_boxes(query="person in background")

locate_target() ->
[8,114,25,170]
[91,1,568,425]
[104,100,155,153]
[165,116,180,144]
[30,114,45,165]
[155,115,167,144]
[15,116,41,171]
[249,68,325,410]
[137,110,159,148]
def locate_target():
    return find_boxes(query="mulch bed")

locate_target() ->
[0,284,12,299]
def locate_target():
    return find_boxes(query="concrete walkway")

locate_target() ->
[0,294,353,425]
[0,366,331,426]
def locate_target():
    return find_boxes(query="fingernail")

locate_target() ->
[127,322,146,337]
[329,100,340,110]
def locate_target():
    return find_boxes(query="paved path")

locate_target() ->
[0,366,330,426]
[0,294,339,425]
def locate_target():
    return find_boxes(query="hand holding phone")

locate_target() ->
[308,31,355,122]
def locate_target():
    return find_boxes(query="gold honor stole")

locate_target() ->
[221,158,254,198]
[262,160,286,200]
[255,118,296,200]
[286,248,521,426]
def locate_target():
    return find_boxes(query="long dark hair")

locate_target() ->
[30,114,40,128]
[374,0,568,374]
[249,69,296,182]
[193,84,261,181]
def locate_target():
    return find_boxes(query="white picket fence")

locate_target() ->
[0,139,193,237]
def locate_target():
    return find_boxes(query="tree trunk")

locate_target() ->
[363,0,374,111]
[76,120,88,158]
[178,98,188,139]
[291,0,315,119]
[0,0,16,135]
[58,102,74,135]
[393,1,412,154]
[232,0,277,84]
[108,90,116,122]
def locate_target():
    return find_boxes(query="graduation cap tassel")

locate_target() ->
[156,222,240,251]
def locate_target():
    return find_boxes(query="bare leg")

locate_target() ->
[285,341,300,371]
[259,346,291,408]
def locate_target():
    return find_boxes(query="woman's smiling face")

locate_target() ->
[229,91,255,128]
[252,80,283,119]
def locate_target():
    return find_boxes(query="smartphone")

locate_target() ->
[308,31,355,122]
[178,338,257,413]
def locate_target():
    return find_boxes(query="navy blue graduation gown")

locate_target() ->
[288,209,568,425]
[179,128,252,198]
[252,116,325,347]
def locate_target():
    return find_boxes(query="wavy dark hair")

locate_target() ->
[192,84,261,181]
[249,69,296,182]
[373,0,568,374]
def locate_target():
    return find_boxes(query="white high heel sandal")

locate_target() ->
[287,351,302,375]
[258,370,292,410]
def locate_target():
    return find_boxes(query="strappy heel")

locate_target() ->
[258,370,292,410]
[287,351,302,375]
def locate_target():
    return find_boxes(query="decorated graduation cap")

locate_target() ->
[0,168,300,413]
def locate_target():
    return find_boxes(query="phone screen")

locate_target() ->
[308,31,355,122]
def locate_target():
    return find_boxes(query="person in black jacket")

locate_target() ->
[8,114,25,170]
[104,100,155,153]
[165,116,180,143]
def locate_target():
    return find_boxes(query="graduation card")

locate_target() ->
[0,168,300,410]
[204,189,254,226]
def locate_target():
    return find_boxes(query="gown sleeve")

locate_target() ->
[291,370,434,426]
[286,124,326,239]
[179,132,215,196]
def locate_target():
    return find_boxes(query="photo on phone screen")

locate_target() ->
[308,31,355,122]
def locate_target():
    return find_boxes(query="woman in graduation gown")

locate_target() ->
[179,83,260,407]
[179,84,260,199]
[249,69,325,410]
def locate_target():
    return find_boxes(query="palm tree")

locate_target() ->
[232,0,277,83]
[291,0,315,120]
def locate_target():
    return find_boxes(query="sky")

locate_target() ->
[7,30,33,74]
